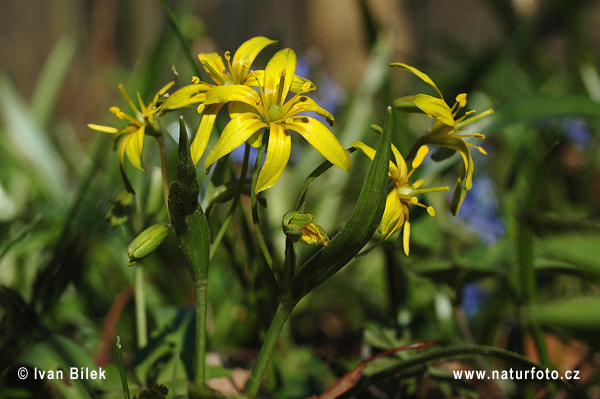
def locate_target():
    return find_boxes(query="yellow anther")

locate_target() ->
[412,145,429,169]
[477,146,487,155]
[198,54,207,64]
[301,81,312,92]
[456,93,467,107]
[410,197,419,204]
[285,118,294,124]
[426,206,435,216]
[197,104,205,114]
[474,133,486,139]
[224,51,231,61]
[191,76,200,84]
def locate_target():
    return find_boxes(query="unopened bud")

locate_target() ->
[127,223,171,266]
[282,211,329,246]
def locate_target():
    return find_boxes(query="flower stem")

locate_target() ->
[246,293,295,396]
[116,336,130,399]
[209,143,250,260]
[194,275,207,385]
[157,135,170,219]
[134,266,147,348]
[158,0,203,79]
[251,132,282,288]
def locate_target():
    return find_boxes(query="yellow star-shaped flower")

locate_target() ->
[199,48,350,193]
[352,141,448,255]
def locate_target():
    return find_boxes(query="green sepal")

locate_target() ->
[450,175,468,216]
[430,146,456,162]
[168,117,210,283]
[392,96,423,114]
[287,106,393,302]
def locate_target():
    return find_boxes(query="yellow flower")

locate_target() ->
[189,36,317,164]
[390,62,493,214]
[199,48,350,193]
[352,141,448,255]
[88,81,174,188]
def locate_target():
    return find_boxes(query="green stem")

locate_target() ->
[134,266,147,348]
[194,276,207,385]
[157,134,170,220]
[158,0,203,78]
[116,336,131,399]
[246,293,296,396]
[209,144,250,260]
[250,132,282,288]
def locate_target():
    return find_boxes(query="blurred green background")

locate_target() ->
[1,0,600,398]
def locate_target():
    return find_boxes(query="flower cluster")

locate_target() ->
[90,37,493,253]
[89,37,349,194]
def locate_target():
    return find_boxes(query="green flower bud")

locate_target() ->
[127,223,171,266]
[282,211,329,246]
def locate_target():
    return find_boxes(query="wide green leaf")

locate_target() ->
[288,107,393,302]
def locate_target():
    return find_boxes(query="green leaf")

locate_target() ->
[288,106,393,302]
[482,95,600,134]
[31,36,77,128]
[531,297,600,333]
[168,118,210,281]
[167,117,210,385]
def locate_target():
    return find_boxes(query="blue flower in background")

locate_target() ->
[461,282,488,317]
[456,175,505,244]
[561,117,592,149]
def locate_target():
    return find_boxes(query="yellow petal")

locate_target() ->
[88,123,120,134]
[124,126,146,171]
[389,62,444,99]
[162,83,210,111]
[412,145,429,169]
[205,113,267,173]
[283,95,334,127]
[199,52,228,84]
[203,85,261,109]
[403,220,411,256]
[231,36,277,82]
[413,94,455,126]
[351,141,376,161]
[263,48,296,109]
[256,123,291,193]
[290,75,316,93]
[287,116,350,172]
[380,191,404,238]
[191,103,224,164]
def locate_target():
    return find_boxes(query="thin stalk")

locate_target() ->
[134,266,147,348]
[209,143,250,260]
[246,293,296,396]
[116,336,130,399]
[250,132,282,288]
[194,275,208,385]
[158,0,203,78]
[283,238,296,285]
[157,134,170,219]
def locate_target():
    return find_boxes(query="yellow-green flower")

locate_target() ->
[88,81,174,188]
[199,48,351,193]
[189,36,317,164]
[352,141,448,255]
[390,62,493,214]
[282,211,329,246]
